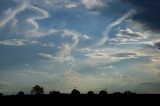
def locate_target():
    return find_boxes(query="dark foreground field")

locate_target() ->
[0,94,159,105]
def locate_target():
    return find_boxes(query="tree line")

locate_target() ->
[0,85,137,96]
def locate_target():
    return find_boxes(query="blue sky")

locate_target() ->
[0,0,160,94]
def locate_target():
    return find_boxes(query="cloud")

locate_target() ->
[39,44,75,64]
[81,0,108,10]
[62,30,79,48]
[0,0,52,38]
[37,30,83,73]
[23,4,51,37]
[108,28,148,44]
[26,29,58,38]
[0,39,58,48]
[37,29,82,73]
[64,2,78,9]
[97,9,136,46]
[26,5,50,30]
[117,28,146,38]
[42,43,55,48]
[124,0,160,32]
[0,39,39,46]
[78,47,147,66]
[82,35,91,40]
[97,65,116,70]
[107,27,156,47]
[112,52,146,59]
[154,41,160,49]
[38,53,55,60]
[0,0,27,28]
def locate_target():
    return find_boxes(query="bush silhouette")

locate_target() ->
[99,90,107,96]
[87,91,95,95]
[0,93,3,97]
[49,91,60,95]
[17,91,25,96]
[71,89,80,95]
[31,85,44,95]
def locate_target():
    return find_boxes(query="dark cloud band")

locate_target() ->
[124,0,160,32]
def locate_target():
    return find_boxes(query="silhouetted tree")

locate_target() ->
[31,85,44,95]
[17,91,25,96]
[99,90,107,96]
[0,93,3,97]
[87,91,95,95]
[49,91,60,95]
[71,89,80,95]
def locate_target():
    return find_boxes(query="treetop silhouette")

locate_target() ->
[31,85,44,95]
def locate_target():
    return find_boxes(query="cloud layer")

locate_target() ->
[124,0,160,32]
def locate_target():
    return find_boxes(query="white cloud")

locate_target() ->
[37,29,82,72]
[22,4,52,37]
[97,65,116,70]
[65,2,78,8]
[62,30,79,48]
[0,39,39,46]
[83,34,91,40]
[117,28,147,38]
[78,47,147,66]
[0,0,27,28]
[0,0,52,38]
[38,53,55,60]
[42,43,55,48]
[107,28,160,50]
[97,9,136,46]
[26,5,50,30]
[81,0,107,9]
[32,0,79,10]
[38,44,75,63]
[26,29,58,38]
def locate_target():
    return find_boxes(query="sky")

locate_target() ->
[0,0,160,94]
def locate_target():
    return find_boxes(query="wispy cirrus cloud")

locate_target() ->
[38,44,74,64]
[0,39,39,46]
[26,5,50,30]
[97,9,136,46]
[81,0,108,10]
[108,28,149,45]
[117,28,146,38]
[0,39,57,48]
[0,0,52,38]
[37,29,80,65]
[77,47,147,67]
[97,65,116,70]
[0,0,27,28]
